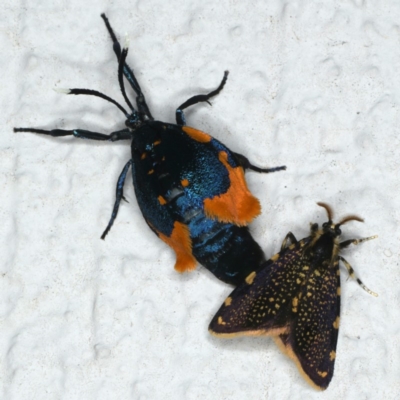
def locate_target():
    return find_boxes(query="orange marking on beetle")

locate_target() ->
[182,126,212,143]
[181,179,189,187]
[203,151,261,225]
[154,140,161,146]
[148,169,154,175]
[158,195,167,205]
[156,221,197,273]
[141,153,147,160]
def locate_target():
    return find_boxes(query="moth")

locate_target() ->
[209,203,377,390]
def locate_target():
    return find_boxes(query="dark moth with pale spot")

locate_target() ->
[209,203,377,390]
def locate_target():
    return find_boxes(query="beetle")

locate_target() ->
[14,14,285,285]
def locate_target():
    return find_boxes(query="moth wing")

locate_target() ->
[276,261,340,390]
[209,240,310,337]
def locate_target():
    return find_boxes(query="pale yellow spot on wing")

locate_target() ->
[337,287,341,295]
[218,316,226,325]
[245,271,256,284]
[330,351,336,361]
[292,296,299,313]
[210,326,288,339]
[333,316,340,329]
[224,297,232,306]
[270,253,279,262]
[317,371,328,378]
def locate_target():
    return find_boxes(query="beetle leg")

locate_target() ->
[14,127,132,142]
[232,152,286,174]
[101,160,133,239]
[175,71,229,125]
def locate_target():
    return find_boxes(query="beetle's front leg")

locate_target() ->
[14,127,132,142]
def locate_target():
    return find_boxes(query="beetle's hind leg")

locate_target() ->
[101,160,133,240]
[175,71,229,125]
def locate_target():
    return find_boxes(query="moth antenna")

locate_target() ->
[337,215,364,226]
[316,202,334,222]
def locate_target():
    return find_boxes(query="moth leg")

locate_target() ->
[340,235,378,249]
[14,127,132,142]
[232,152,286,174]
[101,13,153,120]
[281,232,298,251]
[310,222,319,233]
[175,71,229,126]
[338,255,378,297]
[101,160,133,239]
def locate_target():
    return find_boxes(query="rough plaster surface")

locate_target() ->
[2,1,400,399]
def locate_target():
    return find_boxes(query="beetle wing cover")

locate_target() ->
[181,126,261,225]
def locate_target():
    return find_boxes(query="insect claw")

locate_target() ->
[124,34,130,50]
[54,88,71,94]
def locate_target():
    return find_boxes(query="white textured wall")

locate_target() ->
[3,1,400,399]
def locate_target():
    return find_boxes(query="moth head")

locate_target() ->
[317,202,364,238]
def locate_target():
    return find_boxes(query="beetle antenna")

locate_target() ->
[101,13,154,121]
[54,88,129,116]
[118,46,136,112]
